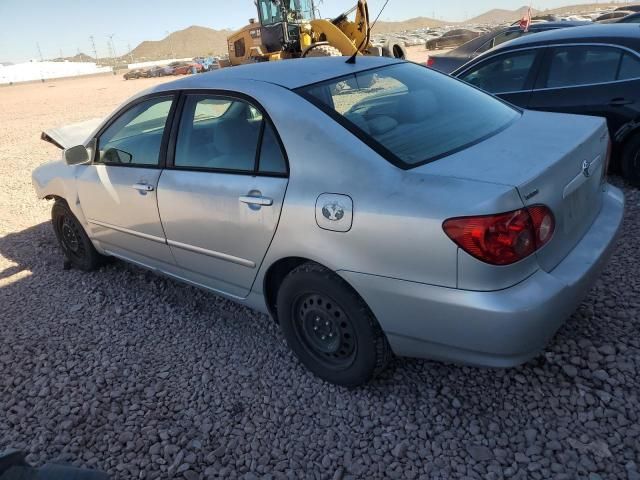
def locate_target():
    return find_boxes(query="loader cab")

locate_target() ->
[257,0,315,53]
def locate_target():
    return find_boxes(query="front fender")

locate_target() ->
[31,161,90,229]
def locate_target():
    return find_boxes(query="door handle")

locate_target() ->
[609,98,633,106]
[239,195,273,206]
[132,183,154,192]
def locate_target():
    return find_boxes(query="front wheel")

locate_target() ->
[277,263,392,386]
[621,134,640,187]
[52,201,105,271]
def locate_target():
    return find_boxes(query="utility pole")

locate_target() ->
[107,34,118,73]
[59,48,64,60]
[128,43,134,64]
[36,42,44,62]
[89,35,98,64]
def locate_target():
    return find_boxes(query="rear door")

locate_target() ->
[528,44,640,136]
[456,48,544,107]
[157,93,289,298]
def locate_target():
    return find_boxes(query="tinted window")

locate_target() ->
[175,96,261,171]
[174,95,286,174]
[545,46,621,88]
[298,63,519,168]
[98,97,173,166]
[258,122,287,174]
[460,50,537,93]
[618,53,640,80]
[493,30,524,47]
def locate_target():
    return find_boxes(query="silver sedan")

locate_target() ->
[33,57,624,386]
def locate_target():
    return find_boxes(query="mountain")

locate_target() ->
[373,16,448,33]
[467,6,536,25]
[130,26,231,61]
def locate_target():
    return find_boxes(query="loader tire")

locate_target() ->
[382,38,408,59]
[304,45,343,58]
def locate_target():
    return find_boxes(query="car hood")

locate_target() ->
[41,117,104,149]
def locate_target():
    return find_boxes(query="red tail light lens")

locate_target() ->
[443,205,555,266]
[426,57,435,67]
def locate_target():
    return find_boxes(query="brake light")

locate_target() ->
[426,57,435,67]
[443,205,555,266]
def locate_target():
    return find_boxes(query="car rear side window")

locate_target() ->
[459,50,537,93]
[174,94,287,175]
[545,46,621,88]
[618,53,640,80]
[297,63,519,168]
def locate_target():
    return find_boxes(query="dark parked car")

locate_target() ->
[595,11,635,22]
[453,24,640,185]
[123,69,144,80]
[426,29,483,51]
[428,21,588,73]
[608,12,640,23]
[616,4,640,12]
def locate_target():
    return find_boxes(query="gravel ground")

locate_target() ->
[1,74,640,480]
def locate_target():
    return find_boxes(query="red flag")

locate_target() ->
[519,6,532,32]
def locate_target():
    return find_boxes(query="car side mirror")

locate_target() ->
[64,145,90,166]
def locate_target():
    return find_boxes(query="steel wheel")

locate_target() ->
[293,293,357,369]
[58,215,86,261]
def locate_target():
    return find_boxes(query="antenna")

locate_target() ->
[346,0,391,64]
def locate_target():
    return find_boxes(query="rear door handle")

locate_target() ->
[132,183,154,192]
[609,98,633,106]
[239,195,273,206]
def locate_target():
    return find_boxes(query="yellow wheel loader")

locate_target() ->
[226,0,407,66]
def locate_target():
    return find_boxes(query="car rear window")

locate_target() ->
[296,63,519,168]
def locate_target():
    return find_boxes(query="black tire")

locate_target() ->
[51,201,104,271]
[382,38,408,59]
[304,44,342,58]
[621,134,640,187]
[276,263,392,386]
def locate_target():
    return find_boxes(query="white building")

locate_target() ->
[0,60,113,85]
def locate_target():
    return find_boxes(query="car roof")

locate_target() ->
[147,56,404,92]
[490,23,640,52]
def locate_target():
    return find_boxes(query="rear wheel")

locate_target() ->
[52,201,105,271]
[621,134,640,187]
[276,263,392,386]
[304,44,342,58]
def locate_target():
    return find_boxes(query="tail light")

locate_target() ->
[426,57,435,68]
[443,205,555,266]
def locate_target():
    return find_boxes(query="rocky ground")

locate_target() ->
[1,73,639,480]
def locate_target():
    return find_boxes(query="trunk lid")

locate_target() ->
[421,110,609,272]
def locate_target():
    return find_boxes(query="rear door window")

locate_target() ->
[544,46,621,88]
[298,63,519,168]
[459,50,538,93]
[618,53,640,80]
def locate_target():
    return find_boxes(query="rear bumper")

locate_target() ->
[339,185,625,367]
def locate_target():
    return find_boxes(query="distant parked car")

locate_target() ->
[453,24,640,185]
[33,57,624,385]
[172,62,204,75]
[595,11,634,22]
[427,21,588,73]
[616,4,640,12]
[123,69,143,80]
[607,12,640,23]
[426,29,482,51]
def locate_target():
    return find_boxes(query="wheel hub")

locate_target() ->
[295,293,356,365]
[61,218,80,252]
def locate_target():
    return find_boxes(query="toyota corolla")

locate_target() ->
[33,57,624,386]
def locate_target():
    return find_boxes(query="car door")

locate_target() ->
[528,45,640,137]
[76,95,177,267]
[456,48,543,107]
[157,93,289,298]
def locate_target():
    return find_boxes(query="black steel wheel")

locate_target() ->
[51,201,105,271]
[277,263,392,386]
[621,134,640,187]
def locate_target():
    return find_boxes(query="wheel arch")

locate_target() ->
[262,256,366,324]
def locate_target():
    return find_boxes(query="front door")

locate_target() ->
[157,94,289,298]
[77,95,176,266]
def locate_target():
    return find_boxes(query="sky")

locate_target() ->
[0,0,632,63]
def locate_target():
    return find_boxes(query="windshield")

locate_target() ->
[258,0,284,25]
[258,0,314,24]
[297,63,519,168]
